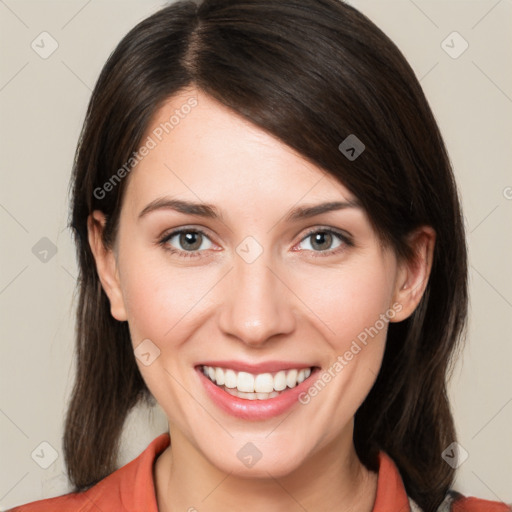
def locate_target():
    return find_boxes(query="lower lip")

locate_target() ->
[196,367,319,421]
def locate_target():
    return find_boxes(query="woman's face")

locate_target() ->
[90,88,431,477]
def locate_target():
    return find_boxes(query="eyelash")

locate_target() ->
[158,227,353,258]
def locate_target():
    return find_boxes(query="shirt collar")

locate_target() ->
[120,433,410,511]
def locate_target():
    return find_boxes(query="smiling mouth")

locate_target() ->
[199,364,316,400]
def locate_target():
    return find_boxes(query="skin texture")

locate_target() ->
[88,88,435,512]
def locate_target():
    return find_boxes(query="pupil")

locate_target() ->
[180,232,201,251]
[312,232,331,251]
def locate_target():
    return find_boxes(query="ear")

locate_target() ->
[390,226,436,322]
[87,211,128,321]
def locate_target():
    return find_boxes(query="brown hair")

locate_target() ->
[65,1,468,510]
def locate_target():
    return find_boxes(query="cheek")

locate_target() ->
[116,248,222,422]
[117,244,217,346]
[291,261,395,443]
[297,257,396,351]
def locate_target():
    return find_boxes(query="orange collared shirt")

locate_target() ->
[8,433,511,511]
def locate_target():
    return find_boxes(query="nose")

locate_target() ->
[217,250,296,348]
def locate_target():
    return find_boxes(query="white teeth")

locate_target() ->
[215,367,225,386]
[224,369,237,389]
[286,369,298,388]
[201,365,314,396]
[237,372,254,393]
[224,386,280,400]
[254,373,274,393]
[273,371,287,391]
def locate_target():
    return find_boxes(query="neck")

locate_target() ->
[154,424,378,512]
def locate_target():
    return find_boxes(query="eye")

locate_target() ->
[296,228,352,256]
[159,228,214,257]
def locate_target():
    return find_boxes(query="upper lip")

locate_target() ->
[196,360,316,374]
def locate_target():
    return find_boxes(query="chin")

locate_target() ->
[197,433,311,479]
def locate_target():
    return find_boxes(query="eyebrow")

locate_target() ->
[138,198,220,220]
[137,198,360,222]
[284,199,360,222]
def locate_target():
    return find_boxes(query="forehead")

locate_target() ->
[123,88,358,214]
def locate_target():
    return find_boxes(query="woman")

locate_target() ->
[9,0,511,511]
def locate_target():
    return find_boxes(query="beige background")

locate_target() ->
[0,0,511,509]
